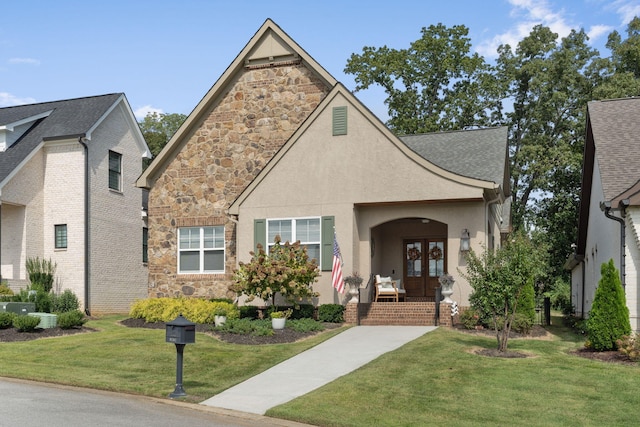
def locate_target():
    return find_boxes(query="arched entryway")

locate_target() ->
[370,217,448,301]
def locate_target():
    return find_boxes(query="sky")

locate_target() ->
[1,0,638,122]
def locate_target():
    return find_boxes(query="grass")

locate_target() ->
[268,318,640,427]
[0,315,347,403]
[1,315,639,426]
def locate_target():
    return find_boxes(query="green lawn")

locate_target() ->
[0,315,347,403]
[268,321,640,427]
[1,316,639,427]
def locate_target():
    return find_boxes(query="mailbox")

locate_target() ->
[165,314,196,344]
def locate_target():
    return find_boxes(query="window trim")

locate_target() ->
[108,150,122,192]
[266,217,321,263]
[177,226,225,274]
[55,224,67,249]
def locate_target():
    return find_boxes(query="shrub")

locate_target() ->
[318,304,344,323]
[57,310,87,329]
[52,289,80,313]
[291,304,315,320]
[516,279,536,325]
[129,297,239,324]
[289,318,325,333]
[586,260,631,351]
[25,257,56,292]
[231,237,320,307]
[0,312,17,329]
[218,318,274,336]
[459,308,481,329]
[239,305,259,319]
[13,315,41,332]
[511,312,534,334]
[616,334,640,362]
[0,281,13,296]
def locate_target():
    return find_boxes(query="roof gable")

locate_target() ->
[229,84,506,214]
[137,18,338,189]
[0,93,149,187]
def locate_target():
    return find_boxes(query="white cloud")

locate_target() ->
[8,57,40,66]
[134,105,163,120]
[0,92,36,107]
[588,24,614,42]
[610,0,640,25]
[476,0,574,58]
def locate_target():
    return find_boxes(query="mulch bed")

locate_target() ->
[0,325,94,342]
[119,317,342,345]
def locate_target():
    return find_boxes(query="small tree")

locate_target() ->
[463,231,545,352]
[585,259,631,351]
[232,236,320,308]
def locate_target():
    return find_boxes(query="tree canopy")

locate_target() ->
[138,112,186,158]
[345,18,640,283]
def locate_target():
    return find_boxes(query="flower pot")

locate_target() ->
[214,315,226,327]
[271,317,286,330]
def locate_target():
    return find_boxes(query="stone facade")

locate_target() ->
[147,62,330,299]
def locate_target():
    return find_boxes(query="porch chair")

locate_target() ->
[375,275,406,302]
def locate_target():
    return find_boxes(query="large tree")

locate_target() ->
[138,112,186,158]
[344,23,504,134]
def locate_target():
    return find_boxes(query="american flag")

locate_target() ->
[331,232,344,294]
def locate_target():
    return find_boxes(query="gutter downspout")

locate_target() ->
[600,200,628,290]
[485,190,502,248]
[79,137,90,315]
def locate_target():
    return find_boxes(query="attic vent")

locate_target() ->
[332,106,347,136]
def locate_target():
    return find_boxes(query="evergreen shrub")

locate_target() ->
[586,259,631,351]
[57,310,87,329]
[13,315,41,332]
[0,312,16,329]
[318,304,344,323]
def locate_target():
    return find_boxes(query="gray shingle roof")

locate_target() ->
[398,126,509,190]
[587,97,640,201]
[0,93,123,183]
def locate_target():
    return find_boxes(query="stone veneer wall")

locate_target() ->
[148,61,330,299]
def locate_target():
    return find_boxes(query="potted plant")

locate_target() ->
[438,273,455,303]
[213,306,227,327]
[344,273,364,303]
[269,308,292,330]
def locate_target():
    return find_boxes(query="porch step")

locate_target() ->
[355,302,451,326]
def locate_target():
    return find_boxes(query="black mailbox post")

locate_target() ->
[165,314,196,398]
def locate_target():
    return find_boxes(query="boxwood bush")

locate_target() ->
[318,304,345,323]
[0,312,17,329]
[13,315,41,332]
[57,310,87,329]
[129,297,239,324]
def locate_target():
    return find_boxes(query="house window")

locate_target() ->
[108,150,122,191]
[55,224,67,249]
[178,226,225,273]
[142,227,148,263]
[267,218,321,264]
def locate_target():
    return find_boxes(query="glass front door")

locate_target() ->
[403,239,446,299]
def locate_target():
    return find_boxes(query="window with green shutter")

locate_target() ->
[332,106,347,136]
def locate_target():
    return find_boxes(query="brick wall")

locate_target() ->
[345,302,453,326]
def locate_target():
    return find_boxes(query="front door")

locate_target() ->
[403,239,446,299]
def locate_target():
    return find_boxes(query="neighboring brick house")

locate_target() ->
[0,94,151,313]
[137,19,510,307]
[567,97,640,332]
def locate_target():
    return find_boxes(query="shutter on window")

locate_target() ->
[254,219,266,253]
[321,216,335,271]
[332,106,347,136]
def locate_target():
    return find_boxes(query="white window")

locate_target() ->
[178,226,225,273]
[267,217,320,264]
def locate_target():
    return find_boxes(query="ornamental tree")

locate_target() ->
[232,236,320,308]
[463,231,546,352]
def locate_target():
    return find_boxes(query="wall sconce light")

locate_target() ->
[460,229,470,252]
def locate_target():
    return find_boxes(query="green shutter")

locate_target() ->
[321,216,335,271]
[332,106,347,136]
[254,219,266,253]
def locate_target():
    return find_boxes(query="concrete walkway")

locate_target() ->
[201,325,436,415]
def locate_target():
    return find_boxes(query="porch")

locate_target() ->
[345,301,453,326]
